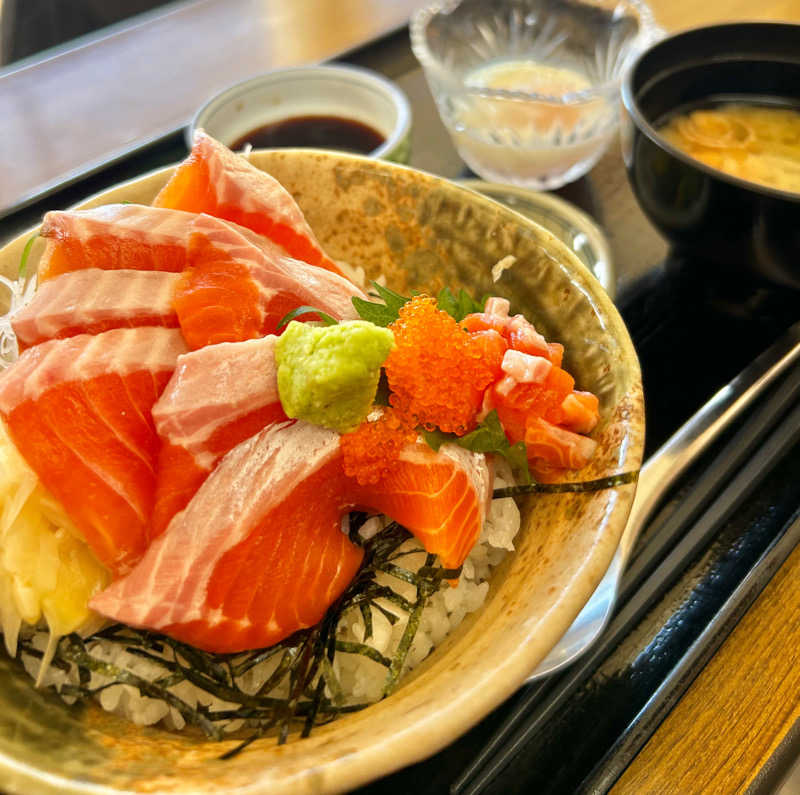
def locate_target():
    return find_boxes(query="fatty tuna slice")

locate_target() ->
[36,204,364,350]
[11,269,180,351]
[151,336,288,536]
[174,215,364,348]
[0,327,187,574]
[38,204,198,282]
[153,130,345,277]
[91,422,363,652]
[90,423,491,653]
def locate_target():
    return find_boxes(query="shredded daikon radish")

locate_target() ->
[0,421,110,673]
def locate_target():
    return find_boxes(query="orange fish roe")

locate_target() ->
[385,296,505,435]
[341,408,417,486]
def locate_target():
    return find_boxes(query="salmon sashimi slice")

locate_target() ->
[0,328,188,575]
[90,422,363,652]
[351,443,491,572]
[524,417,598,471]
[90,423,490,653]
[12,269,180,350]
[36,204,364,350]
[152,131,346,277]
[38,204,200,282]
[175,215,364,348]
[151,336,288,536]
[560,391,600,435]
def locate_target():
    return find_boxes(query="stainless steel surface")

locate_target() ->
[0,0,427,218]
[528,318,800,679]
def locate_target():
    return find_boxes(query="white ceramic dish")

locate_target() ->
[189,64,412,163]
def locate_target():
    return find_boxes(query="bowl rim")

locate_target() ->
[409,0,662,105]
[620,20,800,204]
[187,63,412,159]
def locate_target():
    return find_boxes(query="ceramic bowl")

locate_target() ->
[0,151,643,794]
[189,64,412,163]
[621,22,800,288]
[458,178,616,298]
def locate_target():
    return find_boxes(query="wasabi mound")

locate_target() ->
[276,320,394,432]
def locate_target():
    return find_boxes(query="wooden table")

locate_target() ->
[612,539,800,793]
[609,2,800,792]
[650,0,799,30]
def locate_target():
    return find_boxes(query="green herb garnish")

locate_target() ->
[353,282,486,326]
[18,233,38,278]
[436,286,485,322]
[276,306,338,330]
[352,282,411,327]
[422,410,531,484]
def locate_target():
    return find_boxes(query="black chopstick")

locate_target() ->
[619,358,800,605]
[582,410,800,792]
[451,359,800,795]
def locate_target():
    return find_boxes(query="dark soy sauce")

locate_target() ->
[231,115,385,154]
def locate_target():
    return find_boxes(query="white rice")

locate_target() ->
[18,464,520,731]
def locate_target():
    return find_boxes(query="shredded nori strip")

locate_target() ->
[382,553,440,697]
[17,519,451,756]
[492,470,638,499]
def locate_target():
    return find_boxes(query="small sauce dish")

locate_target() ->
[189,64,412,163]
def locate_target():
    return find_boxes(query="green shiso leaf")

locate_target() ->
[436,286,486,322]
[18,233,38,278]
[353,282,486,326]
[372,282,410,314]
[421,410,532,485]
[457,411,511,452]
[276,306,338,330]
[351,297,397,327]
[420,427,449,452]
[352,281,411,327]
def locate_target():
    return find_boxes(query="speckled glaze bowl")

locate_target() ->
[0,151,643,794]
